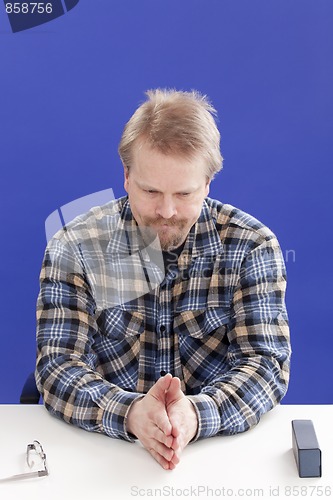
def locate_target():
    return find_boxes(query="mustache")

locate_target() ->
[144,217,186,227]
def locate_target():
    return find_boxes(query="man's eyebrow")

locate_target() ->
[136,180,198,193]
[136,181,159,191]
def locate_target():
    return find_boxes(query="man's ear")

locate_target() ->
[205,178,211,197]
[123,165,130,193]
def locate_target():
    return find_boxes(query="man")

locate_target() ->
[36,89,291,471]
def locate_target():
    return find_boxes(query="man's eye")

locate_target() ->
[145,190,157,194]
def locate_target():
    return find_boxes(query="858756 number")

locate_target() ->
[6,3,53,14]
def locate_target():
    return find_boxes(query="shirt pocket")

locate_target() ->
[95,307,146,392]
[173,307,231,393]
[173,307,231,340]
[98,307,145,340]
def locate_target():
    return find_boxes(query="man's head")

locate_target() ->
[118,89,223,251]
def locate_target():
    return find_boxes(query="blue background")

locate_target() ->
[0,1,332,404]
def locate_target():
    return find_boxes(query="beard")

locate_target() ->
[138,216,189,251]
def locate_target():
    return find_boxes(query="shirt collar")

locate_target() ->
[106,197,144,256]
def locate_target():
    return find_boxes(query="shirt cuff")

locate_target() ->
[102,391,144,442]
[187,394,221,441]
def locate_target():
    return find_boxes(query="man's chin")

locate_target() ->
[138,221,189,251]
[159,234,186,251]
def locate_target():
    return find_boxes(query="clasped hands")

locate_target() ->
[126,373,198,470]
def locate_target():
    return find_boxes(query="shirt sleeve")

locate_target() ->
[188,235,291,441]
[35,236,142,442]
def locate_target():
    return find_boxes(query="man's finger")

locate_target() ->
[170,449,181,466]
[150,440,174,462]
[154,409,172,437]
[149,373,173,401]
[165,376,182,406]
[153,426,174,447]
[149,448,172,470]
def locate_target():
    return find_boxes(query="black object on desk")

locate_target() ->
[292,420,322,478]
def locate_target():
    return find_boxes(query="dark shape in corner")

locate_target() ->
[64,0,80,11]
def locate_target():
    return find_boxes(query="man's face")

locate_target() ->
[124,143,210,251]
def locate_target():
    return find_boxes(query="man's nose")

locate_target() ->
[155,196,177,219]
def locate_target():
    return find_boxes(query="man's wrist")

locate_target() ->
[102,391,144,442]
[187,394,220,441]
[126,399,138,436]
[186,397,199,442]
[125,396,144,438]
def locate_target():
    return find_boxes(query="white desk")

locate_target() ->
[0,405,332,500]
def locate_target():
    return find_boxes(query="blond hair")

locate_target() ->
[118,88,223,180]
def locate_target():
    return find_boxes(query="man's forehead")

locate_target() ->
[132,141,204,167]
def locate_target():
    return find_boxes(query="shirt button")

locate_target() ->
[160,370,167,376]
[160,325,166,333]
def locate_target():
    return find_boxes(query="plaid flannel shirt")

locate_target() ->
[36,196,291,441]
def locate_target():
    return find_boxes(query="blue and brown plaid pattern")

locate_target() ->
[36,196,291,441]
